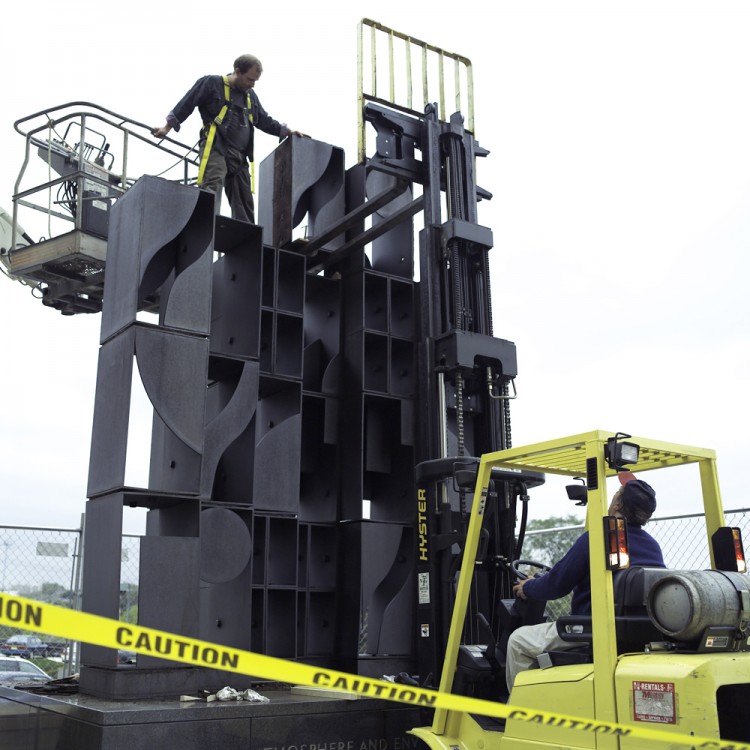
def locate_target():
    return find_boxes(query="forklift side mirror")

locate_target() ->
[566,482,588,506]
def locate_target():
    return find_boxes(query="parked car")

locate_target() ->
[0,634,50,658]
[45,640,69,658]
[117,650,136,664]
[0,656,51,686]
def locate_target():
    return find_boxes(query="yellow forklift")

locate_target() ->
[411,429,750,749]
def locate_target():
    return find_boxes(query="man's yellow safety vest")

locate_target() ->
[197,75,254,186]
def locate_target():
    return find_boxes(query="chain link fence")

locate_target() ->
[0,525,141,676]
[0,524,83,677]
[1,510,748,670]
[120,534,141,622]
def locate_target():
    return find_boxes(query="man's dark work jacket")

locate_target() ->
[166,75,287,161]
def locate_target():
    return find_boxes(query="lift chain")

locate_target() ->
[450,239,463,330]
[502,380,512,448]
[482,249,493,337]
[456,369,467,515]
[456,370,465,457]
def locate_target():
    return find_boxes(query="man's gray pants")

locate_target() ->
[199,143,255,223]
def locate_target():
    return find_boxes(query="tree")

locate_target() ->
[519,515,585,620]
[520,515,584,569]
[119,583,139,623]
[17,582,75,606]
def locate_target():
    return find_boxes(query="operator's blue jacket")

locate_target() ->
[522,525,665,615]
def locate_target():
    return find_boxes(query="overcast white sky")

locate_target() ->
[1,0,748,535]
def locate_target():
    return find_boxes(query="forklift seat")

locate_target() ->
[538,567,671,669]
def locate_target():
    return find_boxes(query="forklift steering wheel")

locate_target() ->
[511,559,552,580]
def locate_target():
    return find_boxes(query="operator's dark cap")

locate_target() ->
[617,471,657,517]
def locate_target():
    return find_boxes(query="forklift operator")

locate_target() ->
[505,473,665,690]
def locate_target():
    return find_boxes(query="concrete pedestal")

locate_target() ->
[0,684,425,750]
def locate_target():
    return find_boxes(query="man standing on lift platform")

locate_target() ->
[152,54,306,224]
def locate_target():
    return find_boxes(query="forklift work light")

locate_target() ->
[604,516,629,569]
[605,433,640,471]
[712,527,747,573]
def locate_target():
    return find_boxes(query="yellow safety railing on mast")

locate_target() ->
[357,18,474,163]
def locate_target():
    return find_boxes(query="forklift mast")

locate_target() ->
[356,20,527,682]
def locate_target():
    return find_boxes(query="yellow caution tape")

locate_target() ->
[1,593,747,750]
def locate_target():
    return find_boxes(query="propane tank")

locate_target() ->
[647,570,750,643]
